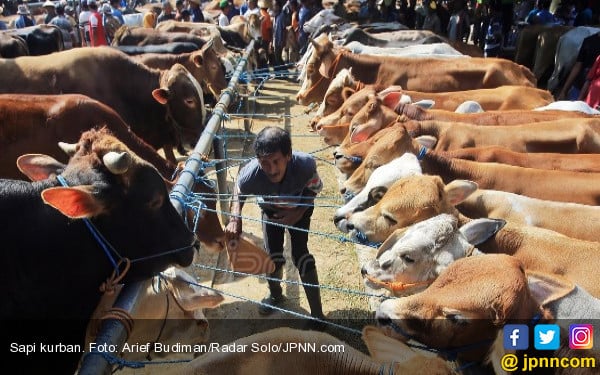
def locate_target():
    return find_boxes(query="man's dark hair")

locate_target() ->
[253,126,292,157]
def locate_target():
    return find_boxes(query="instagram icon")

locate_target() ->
[569,324,594,349]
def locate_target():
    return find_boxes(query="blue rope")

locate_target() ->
[56,175,121,273]
[417,146,427,160]
[193,263,392,300]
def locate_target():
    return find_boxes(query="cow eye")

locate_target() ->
[380,259,393,270]
[147,194,164,211]
[400,254,414,264]
[383,213,397,224]
[185,98,195,106]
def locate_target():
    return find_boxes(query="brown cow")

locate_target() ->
[111,25,206,48]
[0,46,206,164]
[0,94,225,253]
[376,253,600,370]
[296,34,536,105]
[439,146,600,173]
[132,39,227,101]
[346,95,596,143]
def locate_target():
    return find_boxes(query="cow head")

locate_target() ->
[246,13,262,41]
[360,214,479,296]
[314,68,357,119]
[342,126,436,195]
[86,267,224,361]
[296,34,335,105]
[190,39,228,101]
[348,95,401,144]
[346,175,477,243]
[375,254,552,363]
[334,153,422,232]
[18,128,197,282]
[315,87,378,144]
[153,63,206,155]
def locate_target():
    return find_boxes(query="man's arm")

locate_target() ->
[224,185,246,246]
[557,61,583,100]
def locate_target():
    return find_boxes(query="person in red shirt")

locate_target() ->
[258,0,273,68]
[89,1,108,46]
[579,54,600,110]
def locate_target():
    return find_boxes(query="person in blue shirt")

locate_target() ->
[189,0,205,22]
[574,0,593,26]
[527,0,555,25]
[297,0,313,55]
[225,126,326,331]
[109,0,125,24]
[15,5,35,29]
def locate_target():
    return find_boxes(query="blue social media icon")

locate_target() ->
[503,324,529,350]
[534,324,560,350]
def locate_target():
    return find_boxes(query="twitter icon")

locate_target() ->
[534,324,560,350]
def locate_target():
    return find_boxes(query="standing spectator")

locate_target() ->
[526,0,554,25]
[258,0,273,68]
[42,1,57,24]
[89,1,108,46]
[143,5,161,27]
[15,4,35,29]
[573,0,593,26]
[0,6,6,30]
[579,54,600,110]
[422,0,441,33]
[188,0,205,22]
[218,0,231,26]
[109,0,125,24]
[64,6,81,47]
[174,0,185,20]
[102,3,121,44]
[272,0,286,70]
[50,4,74,48]
[157,0,175,24]
[224,127,326,330]
[447,0,469,41]
[297,0,312,55]
[557,31,600,100]
[243,0,260,17]
[79,0,91,46]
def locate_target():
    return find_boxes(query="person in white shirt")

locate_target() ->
[243,0,260,18]
[78,0,92,46]
[218,0,231,26]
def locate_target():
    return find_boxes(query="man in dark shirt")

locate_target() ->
[225,127,326,330]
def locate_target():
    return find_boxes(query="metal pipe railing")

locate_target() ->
[78,39,255,375]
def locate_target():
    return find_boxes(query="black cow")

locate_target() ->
[112,42,200,55]
[0,32,29,57]
[0,128,196,374]
[6,24,64,55]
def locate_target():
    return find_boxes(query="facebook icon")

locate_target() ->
[503,324,529,350]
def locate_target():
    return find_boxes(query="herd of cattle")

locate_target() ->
[295,19,600,374]
[2,5,600,373]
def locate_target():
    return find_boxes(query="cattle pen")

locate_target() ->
[78,40,383,375]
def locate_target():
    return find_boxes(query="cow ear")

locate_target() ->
[413,99,435,109]
[458,218,506,246]
[16,154,66,182]
[526,271,575,309]
[380,92,403,109]
[152,88,170,105]
[444,180,478,206]
[192,53,204,67]
[341,87,356,101]
[168,278,225,311]
[368,186,387,204]
[350,125,372,143]
[377,227,408,258]
[414,135,437,149]
[41,185,105,219]
[362,325,426,363]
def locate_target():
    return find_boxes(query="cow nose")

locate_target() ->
[334,152,344,160]
[315,123,324,132]
[346,222,354,231]
[360,266,367,276]
[339,187,346,195]
[333,214,342,225]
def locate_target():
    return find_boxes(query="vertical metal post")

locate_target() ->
[212,135,229,224]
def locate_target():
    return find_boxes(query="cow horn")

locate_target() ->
[58,142,78,156]
[102,151,132,175]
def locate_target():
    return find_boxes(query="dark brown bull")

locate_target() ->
[5,24,64,55]
[0,46,206,164]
